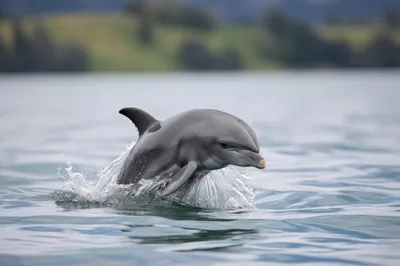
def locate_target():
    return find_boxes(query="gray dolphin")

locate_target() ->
[116,107,266,196]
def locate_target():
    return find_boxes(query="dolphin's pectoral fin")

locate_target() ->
[162,161,198,197]
[159,164,181,179]
[119,107,158,136]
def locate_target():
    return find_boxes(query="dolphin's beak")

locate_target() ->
[257,158,266,169]
[237,150,266,169]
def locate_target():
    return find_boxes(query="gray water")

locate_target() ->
[1,71,400,266]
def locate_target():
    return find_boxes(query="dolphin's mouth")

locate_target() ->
[236,150,266,169]
[257,159,266,169]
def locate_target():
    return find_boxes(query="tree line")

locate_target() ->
[125,1,400,71]
[0,19,88,72]
[1,2,400,72]
[262,9,400,68]
[125,0,244,71]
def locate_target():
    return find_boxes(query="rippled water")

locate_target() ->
[1,71,400,266]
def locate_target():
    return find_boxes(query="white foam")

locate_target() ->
[55,141,257,210]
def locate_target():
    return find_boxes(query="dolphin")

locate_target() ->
[116,107,266,196]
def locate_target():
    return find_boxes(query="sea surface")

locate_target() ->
[1,71,400,266]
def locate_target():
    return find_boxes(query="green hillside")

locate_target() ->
[1,14,399,72]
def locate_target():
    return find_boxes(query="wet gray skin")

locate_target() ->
[116,107,266,197]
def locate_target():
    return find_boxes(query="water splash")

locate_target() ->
[54,141,257,210]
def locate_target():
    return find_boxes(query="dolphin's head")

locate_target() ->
[209,138,266,170]
[197,112,266,171]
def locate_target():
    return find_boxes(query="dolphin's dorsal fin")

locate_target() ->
[119,107,158,136]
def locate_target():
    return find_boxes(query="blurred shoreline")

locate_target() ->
[1,3,400,73]
[1,68,399,78]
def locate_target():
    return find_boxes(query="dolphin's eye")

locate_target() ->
[219,141,229,149]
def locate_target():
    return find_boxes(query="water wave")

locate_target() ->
[54,141,257,210]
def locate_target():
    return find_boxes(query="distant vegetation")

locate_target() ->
[262,9,400,68]
[124,1,216,31]
[0,19,88,72]
[0,1,400,72]
[123,0,244,71]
